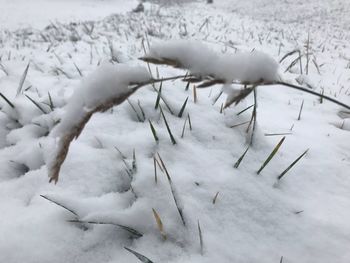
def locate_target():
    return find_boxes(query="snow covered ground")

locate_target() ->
[0,0,138,30]
[1,0,350,262]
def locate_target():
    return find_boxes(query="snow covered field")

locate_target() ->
[1,0,350,262]
[0,0,138,29]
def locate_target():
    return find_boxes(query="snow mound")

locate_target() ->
[146,40,279,83]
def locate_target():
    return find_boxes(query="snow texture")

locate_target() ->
[147,40,279,83]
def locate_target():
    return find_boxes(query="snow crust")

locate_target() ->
[147,40,279,83]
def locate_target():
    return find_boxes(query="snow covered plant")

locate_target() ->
[48,40,350,183]
[47,62,187,183]
[141,40,350,110]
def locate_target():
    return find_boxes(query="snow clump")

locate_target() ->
[146,40,279,83]
[52,63,151,138]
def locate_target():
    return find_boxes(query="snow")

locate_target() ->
[0,0,350,263]
[146,40,279,83]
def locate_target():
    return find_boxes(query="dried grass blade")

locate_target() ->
[152,208,166,240]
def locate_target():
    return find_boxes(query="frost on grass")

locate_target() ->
[48,63,151,183]
[143,40,279,83]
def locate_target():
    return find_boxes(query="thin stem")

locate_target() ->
[274,81,350,110]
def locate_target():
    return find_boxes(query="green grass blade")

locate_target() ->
[48,92,54,111]
[155,82,162,109]
[68,220,143,237]
[73,62,83,77]
[157,153,186,226]
[132,149,137,173]
[160,106,176,145]
[0,93,15,108]
[236,104,254,116]
[297,100,304,120]
[124,247,154,263]
[278,149,309,180]
[178,96,189,118]
[234,146,249,168]
[138,100,146,121]
[198,220,204,255]
[149,120,159,143]
[127,99,143,122]
[181,117,187,138]
[187,113,192,130]
[25,94,47,114]
[257,136,286,174]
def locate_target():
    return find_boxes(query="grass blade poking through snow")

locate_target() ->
[149,120,159,143]
[132,149,137,173]
[212,191,219,204]
[181,113,193,138]
[155,82,162,109]
[128,99,144,122]
[153,156,158,184]
[124,247,154,263]
[73,62,83,77]
[178,96,189,118]
[187,113,192,130]
[297,100,304,121]
[0,93,15,108]
[157,153,186,226]
[17,62,30,97]
[25,94,47,114]
[138,100,146,121]
[181,117,188,138]
[0,63,9,76]
[48,92,54,111]
[68,220,143,237]
[160,106,177,145]
[40,195,78,217]
[234,146,249,168]
[185,81,190,91]
[236,104,254,116]
[152,208,166,240]
[257,136,286,175]
[277,149,309,181]
[198,220,204,255]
